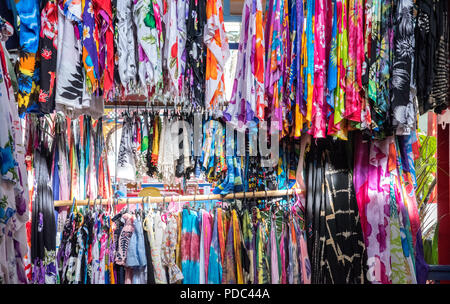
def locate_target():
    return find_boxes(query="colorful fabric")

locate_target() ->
[39,0,58,114]
[204,0,230,111]
[223,0,265,127]
[180,209,200,284]
[207,208,222,284]
[16,0,40,116]
[161,214,184,283]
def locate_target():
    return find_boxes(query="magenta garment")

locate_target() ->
[354,135,392,284]
[298,230,311,284]
[309,0,327,138]
[280,224,286,284]
[344,0,363,122]
[202,211,213,281]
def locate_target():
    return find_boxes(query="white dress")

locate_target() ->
[144,210,167,283]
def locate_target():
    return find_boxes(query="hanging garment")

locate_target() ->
[241,208,254,284]
[31,150,57,284]
[0,26,29,283]
[81,0,100,95]
[116,0,137,90]
[92,0,114,99]
[223,0,265,126]
[38,0,58,114]
[161,213,184,283]
[116,116,137,182]
[254,208,269,284]
[204,0,230,111]
[181,208,200,284]
[306,139,367,284]
[391,0,416,135]
[16,0,40,116]
[133,0,163,92]
[415,0,450,114]
[199,210,212,283]
[353,135,391,284]
[207,208,223,284]
[54,4,89,118]
[221,212,236,284]
[185,0,207,108]
[144,210,167,283]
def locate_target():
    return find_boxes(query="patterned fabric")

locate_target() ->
[232,209,243,283]
[133,0,163,92]
[185,0,207,108]
[265,0,284,133]
[309,0,327,138]
[221,214,236,283]
[199,210,212,283]
[54,2,86,117]
[223,0,265,127]
[207,208,222,283]
[306,139,367,284]
[115,213,134,265]
[204,0,230,111]
[0,30,29,283]
[354,135,391,283]
[116,0,137,90]
[144,210,167,283]
[39,0,58,114]
[82,0,99,94]
[254,208,269,283]
[391,0,415,135]
[161,214,184,283]
[389,174,415,284]
[180,208,200,284]
[16,0,40,116]
[92,0,115,99]
[415,0,449,114]
[344,0,363,123]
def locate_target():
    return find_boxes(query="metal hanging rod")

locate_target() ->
[53,189,302,207]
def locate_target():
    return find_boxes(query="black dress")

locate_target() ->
[305,138,367,284]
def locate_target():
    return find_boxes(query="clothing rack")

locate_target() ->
[53,189,302,207]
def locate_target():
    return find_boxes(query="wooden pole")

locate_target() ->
[53,189,302,207]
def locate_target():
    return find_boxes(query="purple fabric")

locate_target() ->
[82,0,100,77]
[415,229,429,284]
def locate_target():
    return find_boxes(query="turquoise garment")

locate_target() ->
[181,209,200,284]
[15,0,39,53]
[207,209,222,283]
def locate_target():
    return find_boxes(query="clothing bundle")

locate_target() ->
[2,0,230,117]
[35,193,316,284]
[25,114,113,203]
[110,110,196,184]
[22,113,112,284]
[1,0,446,285]
[109,111,298,194]
[224,0,450,140]
[302,135,428,284]
[354,131,428,284]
